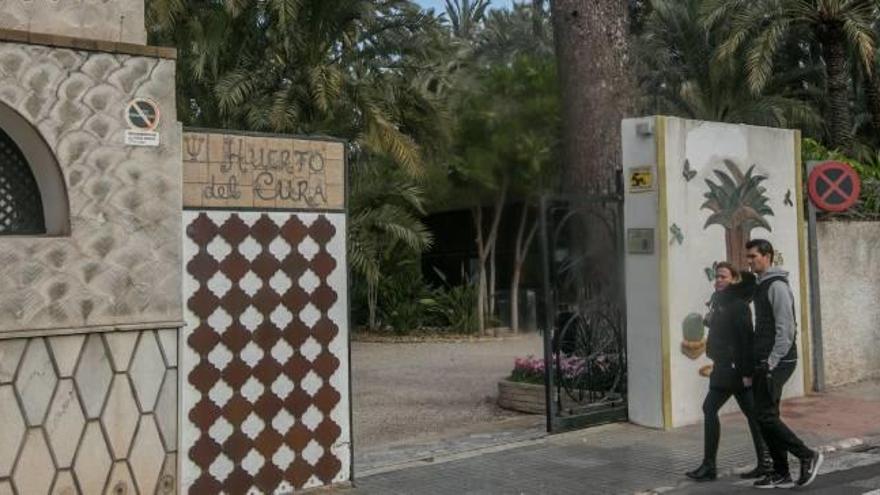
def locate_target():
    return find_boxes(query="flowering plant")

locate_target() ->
[508,353,619,389]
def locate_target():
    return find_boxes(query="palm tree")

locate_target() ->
[445,0,492,39]
[701,160,775,269]
[703,0,878,151]
[148,0,451,175]
[636,0,822,131]
[349,164,434,330]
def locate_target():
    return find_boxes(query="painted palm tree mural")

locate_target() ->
[701,160,774,269]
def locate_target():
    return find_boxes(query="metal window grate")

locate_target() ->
[0,127,46,235]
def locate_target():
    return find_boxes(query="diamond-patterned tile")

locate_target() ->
[13,430,55,495]
[0,339,26,384]
[15,338,58,426]
[0,385,25,477]
[155,369,178,452]
[74,334,113,419]
[74,422,112,495]
[129,332,165,412]
[130,416,165,495]
[51,470,79,495]
[47,335,85,378]
[104,461,136,495]
[101,375,140,460]
[103,332,138,372]
[157,329,178,367]
[183,211,349,494]
[45,379,86,468]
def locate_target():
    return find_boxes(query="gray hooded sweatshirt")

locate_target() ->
[757,267,797,369]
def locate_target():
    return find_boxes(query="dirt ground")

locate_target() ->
[351,332,544,453]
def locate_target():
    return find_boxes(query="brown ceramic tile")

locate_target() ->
[189,436,222,470]
[254,463,284,493]
[218,251,250,283]
[222,431,252,462]
[250,215,280,246]
[313,385,341,414]
[186,214,218,246]
[286,458,313,489]
[222,394,253,426]
[308,216,336,244]
[188,361,222,394]
[221,359,252,390]
[189,397,222,432]
[187,324,221,356]
[187,252,220,284]
[315,453,342,483]
[223,467,253,495]
[219,215,251,246]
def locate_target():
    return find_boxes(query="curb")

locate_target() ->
[634,435,880,495]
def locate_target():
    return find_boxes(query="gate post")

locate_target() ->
[179,130,351,493]
[622,116,811,429]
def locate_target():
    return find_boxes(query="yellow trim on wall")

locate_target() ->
[793,131,813,393]
[655,116,673,429]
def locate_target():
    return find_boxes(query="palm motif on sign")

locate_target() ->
[701,160,774,270]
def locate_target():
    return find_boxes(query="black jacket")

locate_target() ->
[705,273,757,390]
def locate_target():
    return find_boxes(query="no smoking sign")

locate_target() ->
[124,98,161,147]
[807,161,861,212]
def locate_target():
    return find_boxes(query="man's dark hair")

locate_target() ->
[745,238,774,262]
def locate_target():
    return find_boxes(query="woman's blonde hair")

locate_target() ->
[715,261,741,282]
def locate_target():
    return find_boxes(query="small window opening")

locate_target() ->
[0,127,46,235]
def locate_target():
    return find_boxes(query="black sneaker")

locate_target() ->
[753,473,795,489]
[740,464,774,479]
[797,451,824,487]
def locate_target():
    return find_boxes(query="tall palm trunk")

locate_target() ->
[864,71,880,136]
[822,26,853,152]
[550,0,635,191]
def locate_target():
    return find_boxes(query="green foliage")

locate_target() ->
[377,262,432,335]
[701,160,774,231]
[424,283,480,334]
[635,0,821,131]
[148,0,452,174]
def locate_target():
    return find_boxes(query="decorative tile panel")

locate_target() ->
[181,211,350,494]
[0,330,177,494]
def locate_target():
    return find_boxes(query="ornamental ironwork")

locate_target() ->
[0,127,45,235]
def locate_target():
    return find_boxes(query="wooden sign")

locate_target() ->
[182,131,345,210]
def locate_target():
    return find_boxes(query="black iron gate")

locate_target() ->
[538,176,627,433]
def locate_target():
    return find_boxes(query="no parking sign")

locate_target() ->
[807,161,861,212]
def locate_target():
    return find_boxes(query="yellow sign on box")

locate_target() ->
[628,166,654,192]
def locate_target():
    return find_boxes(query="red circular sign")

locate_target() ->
[807,161,861,212]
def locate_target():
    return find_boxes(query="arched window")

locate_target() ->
[0,102,69,236]
[1,127,46,234]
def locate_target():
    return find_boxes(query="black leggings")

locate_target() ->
[702,387,767,466]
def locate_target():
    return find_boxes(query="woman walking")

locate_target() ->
[685,262,772,482]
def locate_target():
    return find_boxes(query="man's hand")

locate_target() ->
[743,377,753,388]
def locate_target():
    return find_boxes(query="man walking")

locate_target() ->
[745,239,823,489]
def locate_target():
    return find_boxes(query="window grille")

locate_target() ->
[0,127,46,235]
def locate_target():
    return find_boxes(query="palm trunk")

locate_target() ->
[864,71,880,135]
[822,28,853,152]
[367,280,378,330]
[725,226,748,271]
[551,0,635,192]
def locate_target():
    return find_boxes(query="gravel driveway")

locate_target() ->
[351,333,544,454]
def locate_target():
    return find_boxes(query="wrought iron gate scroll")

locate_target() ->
[539,175,628,433]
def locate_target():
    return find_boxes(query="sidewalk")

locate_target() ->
[344,379,880,494]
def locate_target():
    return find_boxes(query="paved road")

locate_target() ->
[667,447,880,494]
[352,333,544,469]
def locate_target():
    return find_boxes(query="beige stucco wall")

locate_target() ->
[0,41,182,338]
[818,221,880,386]
[0,0,146,44]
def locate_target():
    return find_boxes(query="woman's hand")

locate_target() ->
[742,377,753,388]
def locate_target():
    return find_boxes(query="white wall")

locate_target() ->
[622,117,664,428]
[818,221,880,386]
[662,119,807,427]
[623,117,810,429]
